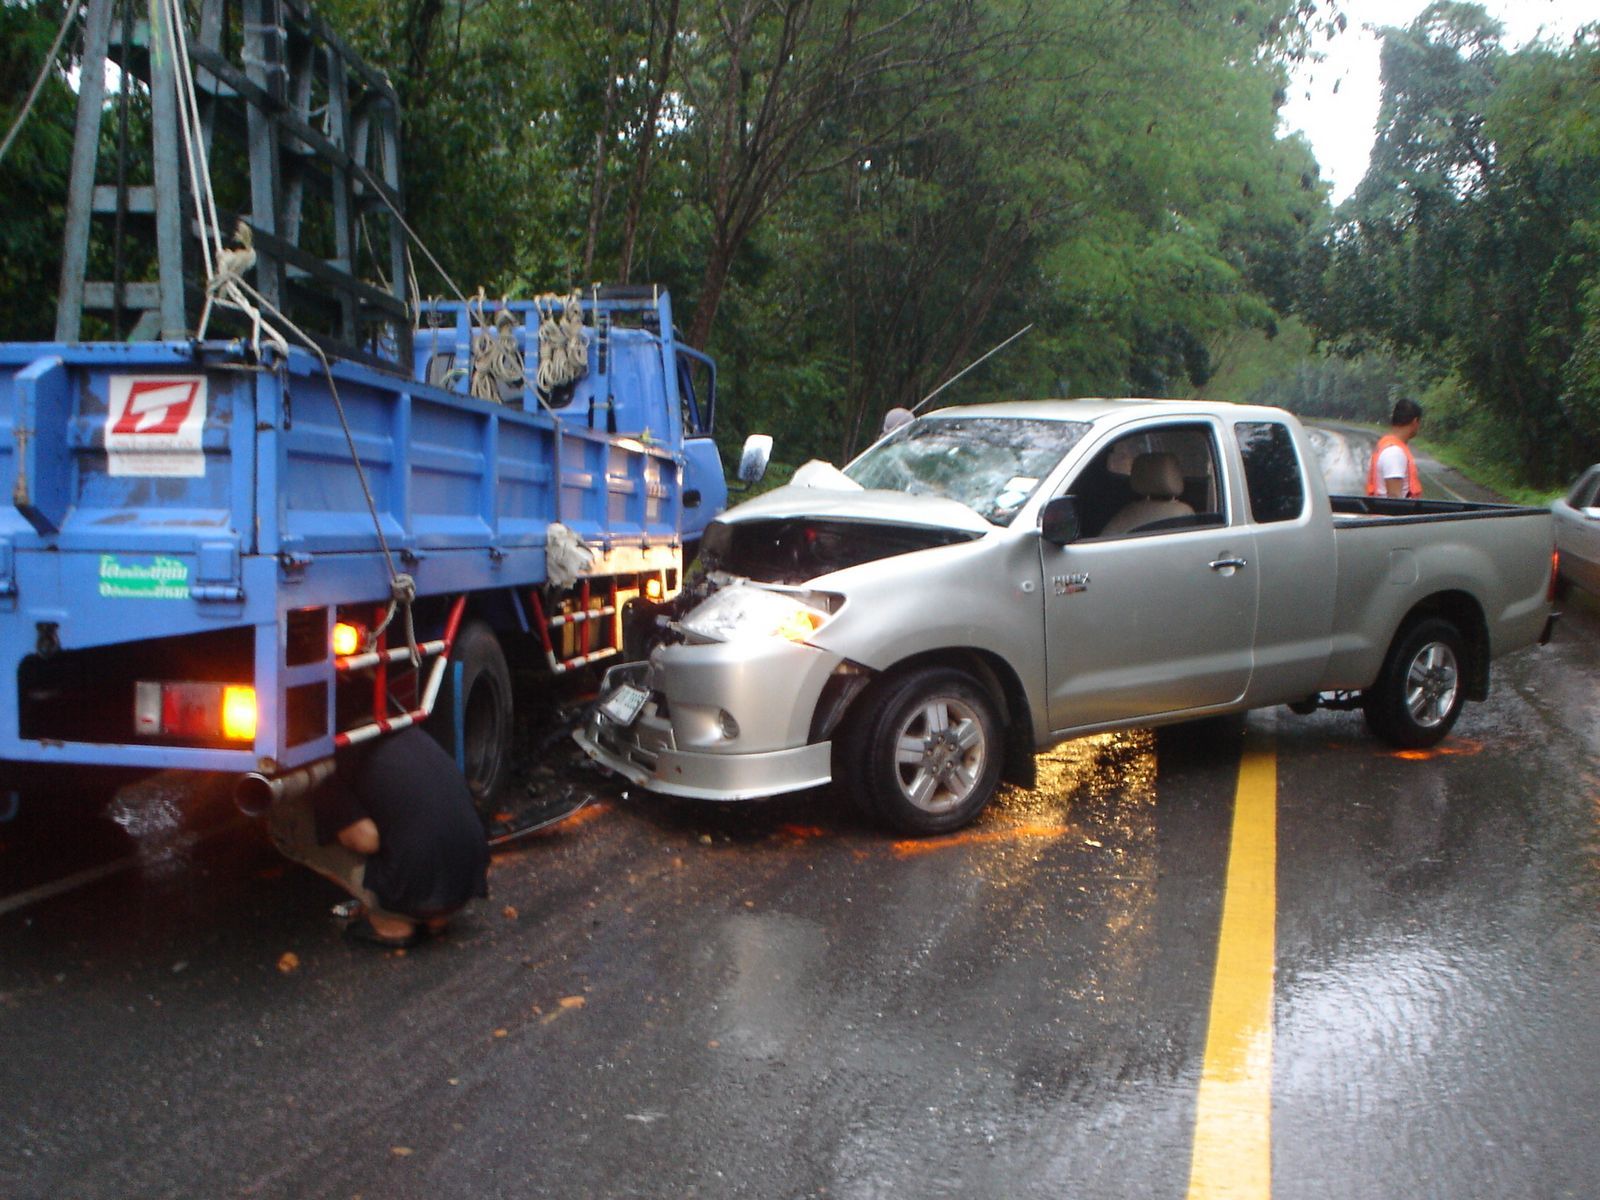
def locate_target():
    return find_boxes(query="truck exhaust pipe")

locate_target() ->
[235,758,337,817]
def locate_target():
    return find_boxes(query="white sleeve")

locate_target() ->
[1377,443,1410,481]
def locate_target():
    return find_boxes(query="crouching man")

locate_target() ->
[269,727,490,948]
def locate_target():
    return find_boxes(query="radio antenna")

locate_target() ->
[912,323,1034,414]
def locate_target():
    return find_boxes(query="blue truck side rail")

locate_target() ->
[0,289,721,786]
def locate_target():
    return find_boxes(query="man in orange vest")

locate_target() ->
[1366,397,1424,499]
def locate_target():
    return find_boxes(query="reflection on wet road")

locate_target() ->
[2,607,1597,1199]
[1305,421,1494,502]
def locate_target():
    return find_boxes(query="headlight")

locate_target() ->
[678,585,839,644]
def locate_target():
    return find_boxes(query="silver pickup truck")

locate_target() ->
[577,400,1558,834]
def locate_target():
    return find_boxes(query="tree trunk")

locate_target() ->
[685,234,736,349]
[619,0,681,283]
[582,68,620,280]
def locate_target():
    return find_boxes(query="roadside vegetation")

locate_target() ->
[1,0,1595,490]
[1297,3,1600,490]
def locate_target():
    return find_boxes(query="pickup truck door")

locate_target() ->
[1228,418,1336,700]
[1041,419,1259,732]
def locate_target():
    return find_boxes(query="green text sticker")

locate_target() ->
[98,554,190,599]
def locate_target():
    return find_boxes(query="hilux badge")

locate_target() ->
[1052,573,1090,595]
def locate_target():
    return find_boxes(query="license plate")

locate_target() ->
[598,682,649,727]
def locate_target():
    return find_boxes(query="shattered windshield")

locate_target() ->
[844,416,1091,525]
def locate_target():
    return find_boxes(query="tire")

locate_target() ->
[840,667,1003,836]
[425,620,513,817]
[1363,617,1465,749]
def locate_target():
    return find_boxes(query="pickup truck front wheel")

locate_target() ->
[841,667,1003,836]
[1364,618,1465,749]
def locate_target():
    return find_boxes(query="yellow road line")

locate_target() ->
[1186,728,1277,1200]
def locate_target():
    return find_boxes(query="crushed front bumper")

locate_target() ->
[573,637,848,801]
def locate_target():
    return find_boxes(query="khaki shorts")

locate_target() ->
[267,790,395,920]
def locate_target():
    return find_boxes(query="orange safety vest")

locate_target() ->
[1366,434,1422,499]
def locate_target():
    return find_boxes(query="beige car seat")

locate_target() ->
[1101,452,1195,534]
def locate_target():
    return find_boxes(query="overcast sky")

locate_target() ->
[1280,0,1596,203]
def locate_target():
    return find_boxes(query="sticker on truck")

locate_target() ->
[98,554,190,599]
[105,376,208,477]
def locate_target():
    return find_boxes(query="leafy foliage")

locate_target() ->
[4,0,1339,470]
[302,0,1337,463]
[0,1,77,340]
[1306,3,1600,487]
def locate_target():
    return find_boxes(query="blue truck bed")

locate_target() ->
[1,291,723,784]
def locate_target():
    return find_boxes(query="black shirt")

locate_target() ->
[314,728,490,917]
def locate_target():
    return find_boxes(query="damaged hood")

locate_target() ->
[718,482,995,536]
[700,485,993,586]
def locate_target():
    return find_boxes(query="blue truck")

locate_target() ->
[0,288,752,819]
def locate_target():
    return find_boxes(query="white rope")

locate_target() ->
[161,0,223,280]
[165,0,274,353]
[535,290,588,395]
[406,244,422,325]
[0,0,79,168]
[467,288,527,404]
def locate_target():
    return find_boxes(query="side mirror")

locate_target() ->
[737,434,773,485]
[1040,495,1081,546]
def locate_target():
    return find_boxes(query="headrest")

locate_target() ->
[1130,452,1183,499]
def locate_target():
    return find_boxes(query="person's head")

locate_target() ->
[1390,397,1422,433]
[880,406,914,437]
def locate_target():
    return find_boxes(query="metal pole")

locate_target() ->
[56,0,116,342]
[148,0,189,338]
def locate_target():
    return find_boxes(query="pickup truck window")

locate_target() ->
[1234,421,1306,524]
[846,416,1090,526]
[1566,467,1600,509]
[1070,423,1225,538]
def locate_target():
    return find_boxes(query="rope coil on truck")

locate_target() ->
[535,291,589,397]
[468,289,528,404]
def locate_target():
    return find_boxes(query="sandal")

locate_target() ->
[342,914,423,949]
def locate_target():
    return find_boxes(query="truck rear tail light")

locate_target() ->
[135,681,258,742]
[332,621,364,656]
[222,686,259,741]
[1549,550,1561,602]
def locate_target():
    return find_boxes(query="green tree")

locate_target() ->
[0,1,77,340]
[711,0,1334,459]
[1308,3,1600,484]
[0,0,1341,479]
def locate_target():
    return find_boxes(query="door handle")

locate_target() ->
[1209,557,1248,572]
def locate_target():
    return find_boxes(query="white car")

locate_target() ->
[1553,464,1600,597]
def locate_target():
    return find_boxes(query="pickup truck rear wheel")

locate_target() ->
[425,620,513,818]
[842,667,1003,836]
[1363,617,1465,749]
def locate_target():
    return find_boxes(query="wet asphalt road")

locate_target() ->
[3,442,1597,1199]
